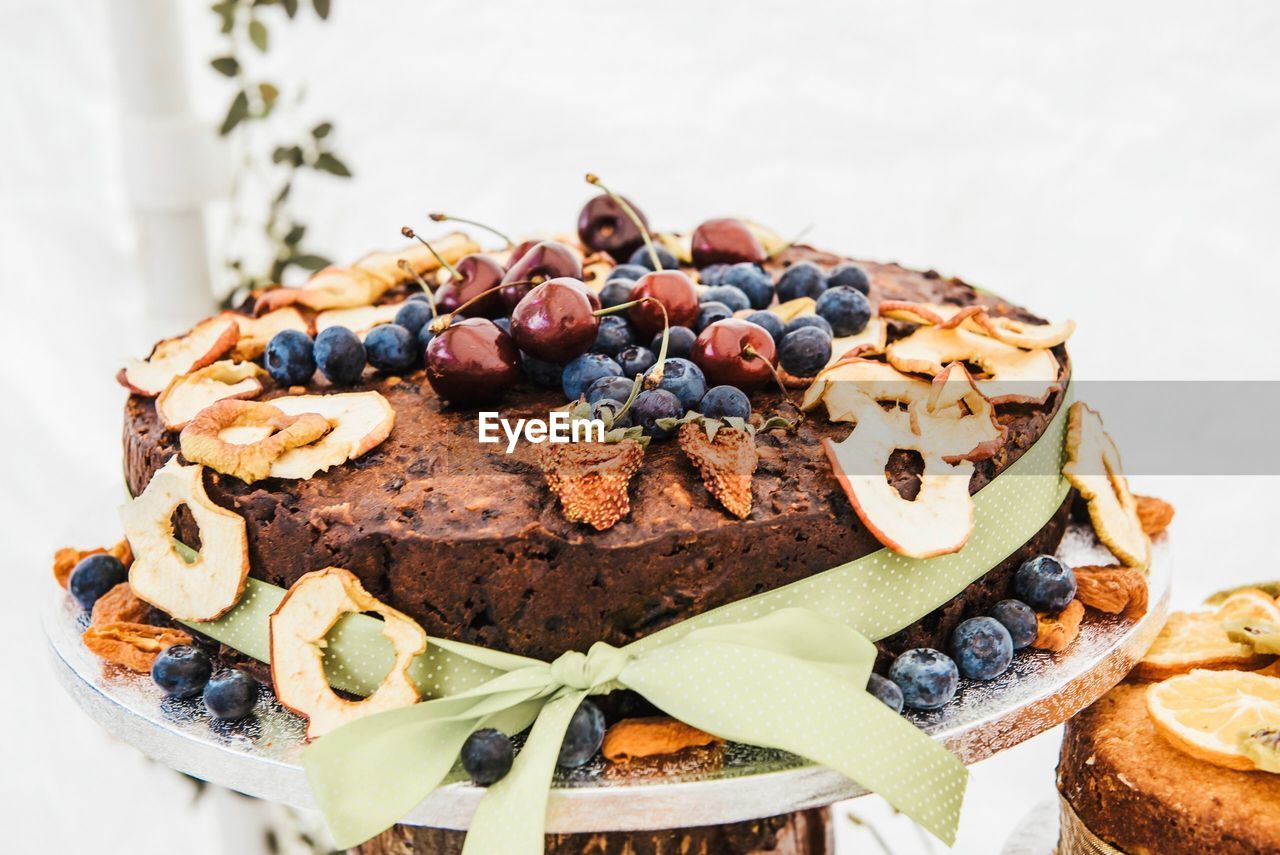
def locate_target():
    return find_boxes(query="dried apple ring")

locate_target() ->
[269,568,427,740]
[156,360,265,431]
[1062,402,1150,569]
[180,399,331,484]
[119,457,250,621]
[885,324,1061,404]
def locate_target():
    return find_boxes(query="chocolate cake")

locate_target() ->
[1058,680,1280,854]
[122,247,1070,662]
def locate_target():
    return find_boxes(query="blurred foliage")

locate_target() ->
[209,0,350,306]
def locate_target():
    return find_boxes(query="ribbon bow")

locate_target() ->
[302,608,966,852]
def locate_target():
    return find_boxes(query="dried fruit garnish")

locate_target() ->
[1074,564,1148,619]
[1062,402,1150,570]
[53,540,133,590]
[1032,599,1085,652]
[180,399,331,484]
[539,439,646,531]
[602,716,721,764]
[674,419,758,519]
[90,582,151,626]
[82,622,192,673]
[1135,495,1175,537]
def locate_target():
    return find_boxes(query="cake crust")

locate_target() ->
[1059,681,1280,855]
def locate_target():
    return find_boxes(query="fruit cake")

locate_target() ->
[121,230,1071,664]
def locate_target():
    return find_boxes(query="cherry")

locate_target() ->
[629,270,699,336]
[577,193,649,261]
[433,254,507,317]
[499,241,582,311]
[691,318,778,391]
[690,218,766,268]
[424,318,521,405]
[510,278,600,362]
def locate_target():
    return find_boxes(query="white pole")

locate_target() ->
[107,0,224,326]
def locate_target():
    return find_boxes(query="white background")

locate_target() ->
[3,1,1279,853]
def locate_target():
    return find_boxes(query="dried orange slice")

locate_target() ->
[1134,590,1280,681]
[1146,669,1280,771]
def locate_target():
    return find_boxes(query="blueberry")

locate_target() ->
[696,301,734,333]
[1015,555,1077,612]
[592,315,634,357]
[646,357,706,410]
[590,397,633,428]
[722,263,775,310]
[394,300,434,336]
[888,648,959,710]
[151,645,212,700]
[950,617,1014,681]
[408,291,432,302]
[632,389,683,439]
[586,375,635,406]
[203,669,259,720]
[608,263,649,283]
[264,329,316,386]
[700,285,751,313]
[521,351,564,388]
[314,326,366,385]
[652,326,697,360]
[744,311,785,343]
[778,327,833,377]
[828,263,870,295]
[699,263,731,287]
[699,385,751,420]
[557,700,606,768]
[990,599,1038,650]
[815,286,871,337]
[364,323,418,374]
[417,323,435,353]
[617,345,656,377]
[866,672,905,714]
[68,553,128,611]
[461,728,515,786]
[599,279,635,309]
[776,261,827,302]
[627,245,679,271]
[493,317,512,334]
[784,314,834,338]
[562,353,623,401]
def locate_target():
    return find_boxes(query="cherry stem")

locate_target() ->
[593,296,669,387]
[766,224,815,259]
[743,343,795,406]
[612,371,645,422]
[397,260,438,318]
[401,226,461,281]
[585,172,663,271]
[428,212,514,250]
[426,285,506,334]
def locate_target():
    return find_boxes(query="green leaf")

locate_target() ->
[284,224,306,246]
[313,152,352,177]
[249,19,269,52]
[219,90,250,135]
[313,0,331,19]
[310,121,333,139]
[258,82,279,106]
[210,56,239,77]
[282,0,299,16]
[291,253,332,272]
[275,181,292,203]
[212,1,236,33]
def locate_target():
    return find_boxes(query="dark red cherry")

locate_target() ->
[690,218,766,268]
[577,193,649,261]
[424,318,520,405]
[629,270,699,336]
[505,239,540,269]
[691,318,777,391]
[510,278,600,362]
[499,241,583,311]
[432,254,506,317]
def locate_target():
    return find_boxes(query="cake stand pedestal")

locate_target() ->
[45,526,1169,854]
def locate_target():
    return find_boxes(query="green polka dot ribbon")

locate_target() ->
[186,384,1072,852]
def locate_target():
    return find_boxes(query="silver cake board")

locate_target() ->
[46,524,1170,834]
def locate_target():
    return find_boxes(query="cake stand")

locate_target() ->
[46,525,1170,851]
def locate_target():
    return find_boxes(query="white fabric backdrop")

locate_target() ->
[4,1,1279,852]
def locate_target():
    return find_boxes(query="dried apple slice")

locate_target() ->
[267,391,396,479]
[118,316,240,397]
[352,231,480,287]
[885,324,1061,404]
[269,567,426,739]
[880,300,1075,350]
[254,266,391,316]
[155,360,265,431]
[826,318,888,368]
[800,358,930,420]
[912,362,1007,463]
[314,303,404,337]
[971,314,1075,349]
[180,400,332,484]
[1062,402,1150,569]
[118,457,249,621]
[223,308,311,360]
